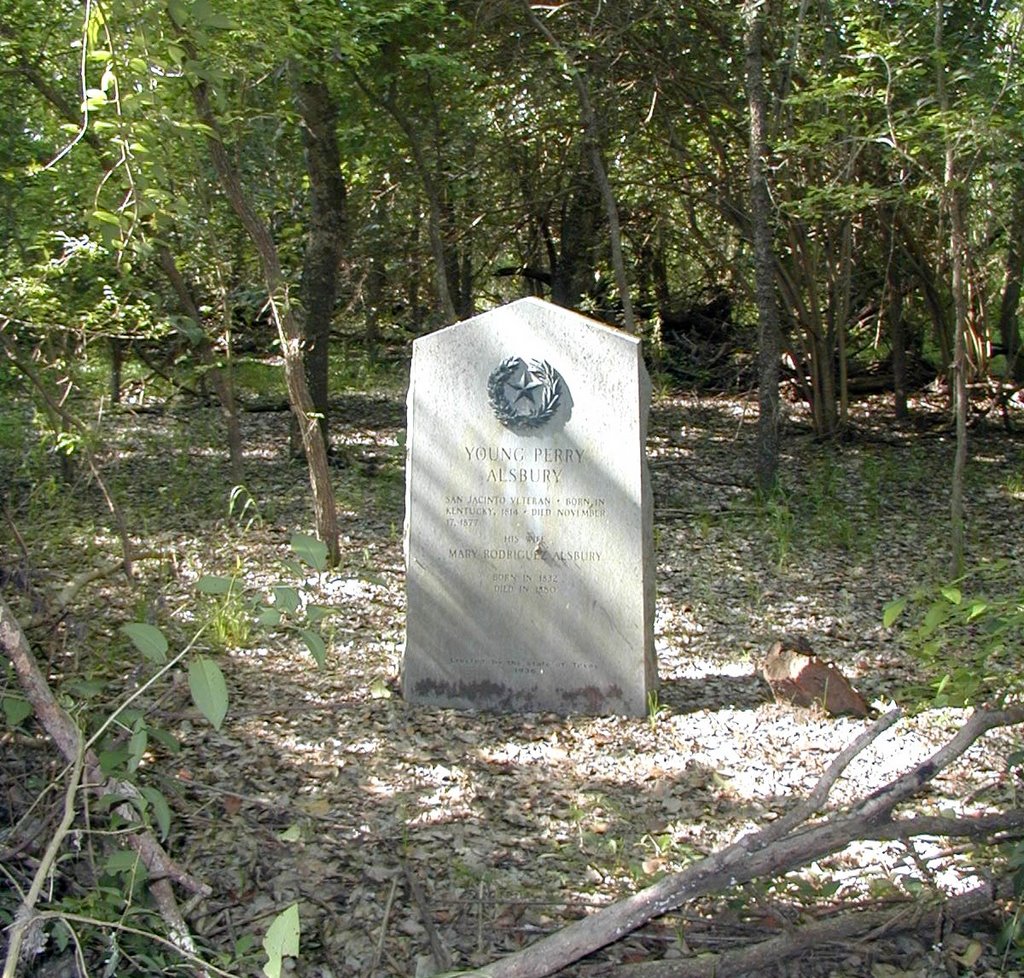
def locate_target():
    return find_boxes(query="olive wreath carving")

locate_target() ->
[487,356,563,431]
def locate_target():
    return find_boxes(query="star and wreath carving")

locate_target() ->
[487,357,565,431]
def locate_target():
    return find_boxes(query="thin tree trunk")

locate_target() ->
[156,246,245,485]
[350,70,458,324]
[997,193,1024,381]
[0,330,135,574]
[520,1,635,333]
[295,71,347,444]
[109,336,123,404]
[744,0,781,489]
[935,0,968,577]
[836,220,853,429]
[190,78,340,565]
[886,219,911,421]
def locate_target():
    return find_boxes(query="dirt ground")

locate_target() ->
[3,386,1024,977]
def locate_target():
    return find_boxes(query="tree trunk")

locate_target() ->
[191,78,340,565]
[744,0,781,490]
[520,1,635,333]
[156,245,245,485]
[109,335,123,404]
[886,221,911,421]
[835,220,853,429]
[997,192,1024,381]
[551,165,602,310]
[296,72,347,444]
[352,70,458,324]
[936,0,968,577]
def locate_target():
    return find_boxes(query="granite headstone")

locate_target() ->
[402,297,656,715]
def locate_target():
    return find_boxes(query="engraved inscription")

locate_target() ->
[446,440,607,595]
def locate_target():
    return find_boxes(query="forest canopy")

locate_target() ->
[3,0,1022,404]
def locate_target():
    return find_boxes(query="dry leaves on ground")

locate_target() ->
[2,388,1023,978]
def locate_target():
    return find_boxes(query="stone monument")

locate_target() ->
[402,297,656,715]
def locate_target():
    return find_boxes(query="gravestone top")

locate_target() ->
[402,297,656,715]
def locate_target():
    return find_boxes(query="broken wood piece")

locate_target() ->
[762,637,871,718]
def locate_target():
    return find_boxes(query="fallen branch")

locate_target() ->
[404,860,454,973]
[54,550,166,609]
[0,593,211,976]
[3,738,84,978]
[607,877,1012,978]
[475,705,1024,978]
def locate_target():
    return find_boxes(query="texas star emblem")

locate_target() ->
[487,357,564,431]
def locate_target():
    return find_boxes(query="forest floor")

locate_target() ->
[3,376,1024,978]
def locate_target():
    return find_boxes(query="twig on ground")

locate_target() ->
[404,859,454,973]
[369,876,400,978]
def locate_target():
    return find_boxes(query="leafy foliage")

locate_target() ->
[885,561,1024,707]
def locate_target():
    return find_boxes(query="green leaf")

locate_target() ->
[148,725,180,754]
[257,607,282,627]
[64,679,105,699]
[262,903,301,978]
[966,601,989,621]
[3,696,33,728]
[140,785,172,839]
[105,847,148,880]
[300,629,327,669]
[882,597,907,629]
[273,586,300,614]
[941,586,962,605]
[167,0,189,26]
[122,623,168,664]
[189,656,229,730]
[204,11,238,29]
[126,722,148,773]
[291,532,328,572]
[923,601,947,632]
[99,747,130,776]
[305,605,332,624]
[197,574,234,595]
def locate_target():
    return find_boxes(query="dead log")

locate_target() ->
[762,637,871,718]
[606,876,1013,978]
[474,705,1024,978]
[0,593,211,977]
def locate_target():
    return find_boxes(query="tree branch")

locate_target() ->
[607,877,1011,978]
[475,705,1024,978]
[0,593,211,974]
